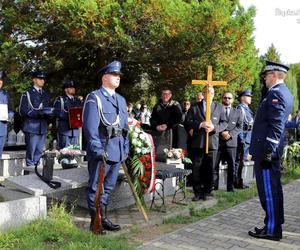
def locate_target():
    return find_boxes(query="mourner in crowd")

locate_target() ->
[19,70,52,170]
[54,80,83,149]
[235,89,254,189]
[248,61,293,241]
[182,100,191,122]
[83,60,129,233]
[150,88,183,147]
[0,71,14,158]
[132,103,141,120]
[126,102,135,118]
[196,91,204,103]
[139,104,151,128]
[185,86,227,201]
[215,92,243,192]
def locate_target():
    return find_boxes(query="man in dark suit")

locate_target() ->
[19,70,52,169]
[215,92,243,192]
[83,60,129,233]
[54,80,83,149]
[185,86,227,201]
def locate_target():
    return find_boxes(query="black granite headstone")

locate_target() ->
[144,129,172,162]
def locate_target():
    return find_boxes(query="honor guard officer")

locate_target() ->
[248,61,293,241]
[83,61,129,233]
[19,70,52,169]
[0,71,14,158]
[234,89,254,188]
[54,80,83,149]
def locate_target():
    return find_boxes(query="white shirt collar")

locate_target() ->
[33,86,42,92]
[66,94,74,99]
[102,86,115,96]
[269,81,284,91]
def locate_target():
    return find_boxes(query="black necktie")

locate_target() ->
[225,107,230,119]
[39,89,42,95]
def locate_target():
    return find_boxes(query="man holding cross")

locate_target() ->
[185,85,227,200]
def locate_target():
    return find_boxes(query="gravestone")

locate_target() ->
[144,129,172,162]
[0,151,26,180]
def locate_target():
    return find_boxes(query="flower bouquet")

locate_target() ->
[164,148,192,165]
[57,144,82,169]
[126,119,156,203]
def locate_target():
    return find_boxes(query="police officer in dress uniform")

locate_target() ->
[248,61,293,241]
[54,80,83,149]
[19,70,51,169]
[234,89,254,188]
[83,61,129,233]
[0,71,14,158]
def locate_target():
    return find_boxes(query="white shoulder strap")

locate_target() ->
[26,91,43,110]
[93,92,120,126]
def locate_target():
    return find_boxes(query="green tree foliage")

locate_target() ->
[261,43,281,62]
[286,64,299,113]
[0,0,260,108]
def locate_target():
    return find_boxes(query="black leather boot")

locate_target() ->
[89,209,106,235]
[101,204,121,231]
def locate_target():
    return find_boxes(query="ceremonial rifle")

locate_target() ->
[92,159,105,234]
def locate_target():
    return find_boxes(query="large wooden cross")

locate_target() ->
[192,65,227,153]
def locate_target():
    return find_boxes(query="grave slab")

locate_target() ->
[4,167,88,196]
[0,196,46,231]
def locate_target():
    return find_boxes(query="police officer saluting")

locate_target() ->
[54,80,83,149]
[248,61,293,241]
[0,71,14,158]
[83,61,129,233]
[235,89,254,188]
[19,70,52,170]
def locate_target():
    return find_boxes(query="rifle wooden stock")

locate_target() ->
[92,160,105,234]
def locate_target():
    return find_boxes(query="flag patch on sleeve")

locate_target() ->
[272,99,279,104]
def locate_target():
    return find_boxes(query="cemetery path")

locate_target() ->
[138,180,300,250]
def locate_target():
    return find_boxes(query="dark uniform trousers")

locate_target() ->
[87,159,121,207]
[254,156,283,236]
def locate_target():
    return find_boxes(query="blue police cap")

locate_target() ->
[98,61,123,75]
[62,80,75,89]
[0,71,6,80]
[262,61,289,74]
[238,89,252,98]
[32,70,47,79]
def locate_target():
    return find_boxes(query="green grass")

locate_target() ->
[0,203,132,250]
[164,165,300,225]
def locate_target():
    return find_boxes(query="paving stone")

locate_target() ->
[139,180,300,250]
